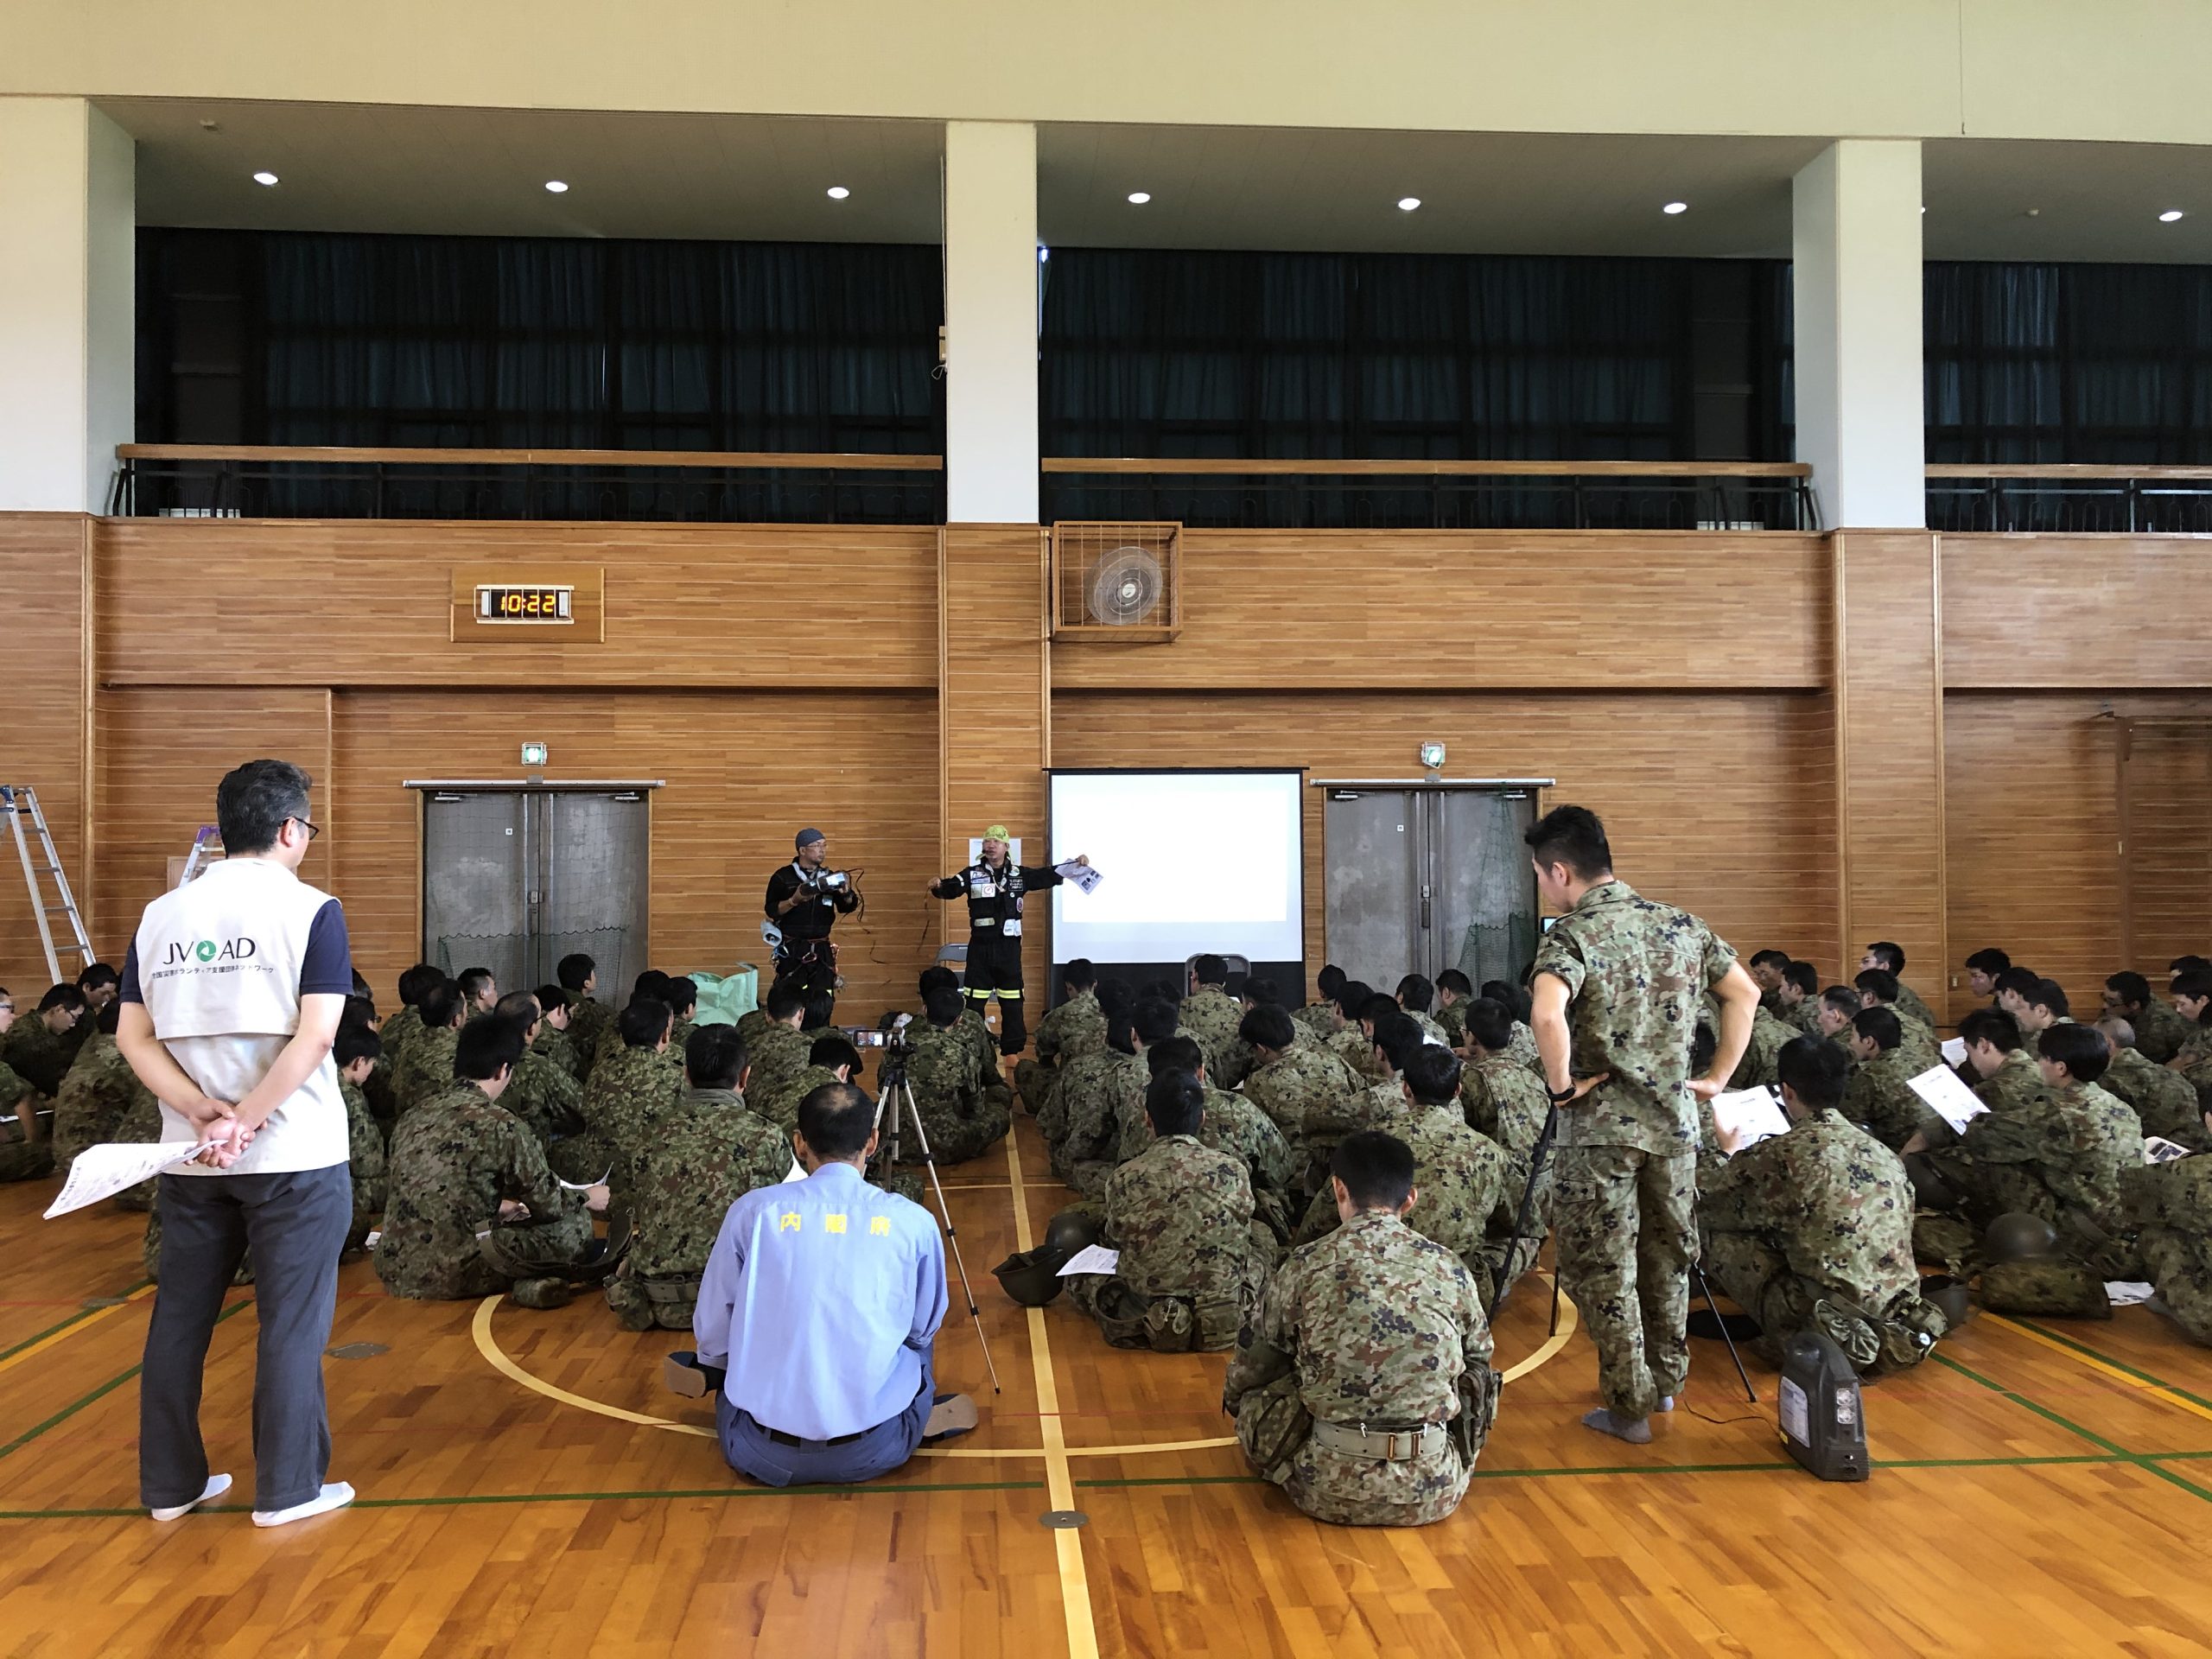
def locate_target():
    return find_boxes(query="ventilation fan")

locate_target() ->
[1051,521,1181,642]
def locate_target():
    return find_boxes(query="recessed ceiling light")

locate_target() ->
[251,170,279,187]
[2161,209,2185,223]
[826,186,850,200]
[1662,200,1688,215]
[1127,191,1151,205]
[544,180,569,194]
[1397,196,1421,212]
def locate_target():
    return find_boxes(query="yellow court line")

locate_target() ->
[0,1285,157,1379]
[1503,1277,1580,1384]
[1005,1132,1102,1659]
[1983,1313,2212,1427]
[472,1298,714,1437]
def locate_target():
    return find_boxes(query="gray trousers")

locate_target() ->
[140,1164,352,1514]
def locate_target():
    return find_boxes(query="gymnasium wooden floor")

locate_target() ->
[4,1116,2212,1657]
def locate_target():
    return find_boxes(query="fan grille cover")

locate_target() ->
[1087,545,1162,625]
[1051,521,1182,642]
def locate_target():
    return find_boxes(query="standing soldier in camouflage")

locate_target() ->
[492,991,586,1149]
[1527,805,1758,1445]
[1224,1130,1497,1527]
[555,954,613,1086]
[2125,1147,2212,1344]
[1178,956,1249,1087]
[1014,958,1107,1115]
[334,1023,387,1255]
[2096,1015,2211,1150]
[1065,1071,1271,1351]
[1700,1038,1948,1375]
[1046,986,1145,1194]
[1841,1007,1946,1153]
[376,1019,607,1307]
[2104,972,2192,1066]
[607,1025,787,1331]
[53,1001,154,1171]
[559,998,682,1192]
[1238,1005,1359,1185]
[391,978,463,1117]
[898,988,1009,1164]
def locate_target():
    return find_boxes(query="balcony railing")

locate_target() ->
[1926,465,2212,534]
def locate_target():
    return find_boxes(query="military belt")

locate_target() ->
[1310,1420,1446,1461]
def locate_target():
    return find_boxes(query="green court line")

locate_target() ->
[0,1280,155,1364]
[0,1300,251,1464]
[1932,1351,2212,1506]
[2006,1317,2212,1415]
[0,1479,1050,1519]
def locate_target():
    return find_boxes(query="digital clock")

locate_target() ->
[475,584,575,624]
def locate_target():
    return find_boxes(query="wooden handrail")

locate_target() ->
[117,443,943,472]
[1927,463,2212,481]
[1039,457,1810,478]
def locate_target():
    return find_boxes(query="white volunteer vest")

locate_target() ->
[132,859,348,1175]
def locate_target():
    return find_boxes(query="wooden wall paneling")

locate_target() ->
[92,688,335,962]
[1049,690,1837,985]
[0,515,93,992]
[332,690,939,1025]
[939,527,1052,1001]
[2117,718,2212,981]
[1833,531,1948,1020]
[95,520,940,690]
[1050,531,1828,692]
[1942,534,2212,690]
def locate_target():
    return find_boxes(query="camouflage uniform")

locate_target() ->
[1729,1006,1801,1092]
[533,1022,581,1082]
[957,1008,1017,1122]
[375,1083,593,1299]
[1892,982,1938,1032]
[1890,1014,1943,1078]
[564,995,614,1084]
[1700,1108,1942,1374]
[1066,1134,1269,1351]
[2124,1155,2212,1344]
[1290,1000,1337,1038]
[53,1032,151,1171]
[1014,987,1107,1113]
[1241,1043,1359,1176]
[1505,1021,1543,1077]
[2102,1045,2211,1153]
[605,1086,788,1331]
[392,1023,459,1117]
[2131,998,2195,1065]
[1124,1083,1296,1235]
[734,1007,772,1053]
[1049,1048,1146,1193]
[1292,1106,1508,1295]
[1299,1077,1411,1195]
[899,1020,1009,1165]
[560,1042,682,1193]
[0,1058,53,1182]
[1,1017,75,1099]
[743,1024,816,1122]
[1327,1022,1389,1084]
[1786,998,1824,1037]
[1406,1009,1450,1048]
[1534,879,1737,1421]
[1224,1210,1496,1527]
[1973,1048,2047,1116]
[1179,988,1249,1087]
[378,1003,425,1081]
[1843,1046,1947,1153]
[341,1077,388,1254]
[1434,1001,1469,1047]
[503,1046,586,1147]
[745,1063,828,1135]
[1460,1050,1554,1296]
[112,1085,162,1210]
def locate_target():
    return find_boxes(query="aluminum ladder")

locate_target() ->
[3,784,94,986]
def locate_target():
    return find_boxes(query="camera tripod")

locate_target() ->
[870,1042,1001,1395]
[1487,1103,1756,1406]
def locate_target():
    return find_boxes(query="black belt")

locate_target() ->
[762,1426,866,1448]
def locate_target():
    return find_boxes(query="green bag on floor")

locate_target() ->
[689,965,760,1029]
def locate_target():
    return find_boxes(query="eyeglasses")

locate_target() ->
[289,816,322,842]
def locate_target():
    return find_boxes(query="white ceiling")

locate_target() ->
[102,97,2212,264]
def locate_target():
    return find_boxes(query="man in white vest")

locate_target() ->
[116,759,356,1528]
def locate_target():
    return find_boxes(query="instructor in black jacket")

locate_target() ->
[927,825,1089,1055]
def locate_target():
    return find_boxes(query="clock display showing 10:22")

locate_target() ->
[475,584,575,624]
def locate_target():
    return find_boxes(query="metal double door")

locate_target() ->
[1322,786,1540,993]
[421,789,651,1002]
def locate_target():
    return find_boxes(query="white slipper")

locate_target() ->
[251,1481,355,1529]
[149,1471,232,1522]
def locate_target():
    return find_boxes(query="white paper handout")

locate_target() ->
[1055,860,1103,895]
[2105,1281,2158,1307]
[1941,1037,1969,1066]
[1908,1065,1989,1134]
[1708,1086,1790,1154]
[2144,1136,2196,1166]
[782,1158,809,1183]
[1057,1243,1120,1277]
[44,1141,211,1219]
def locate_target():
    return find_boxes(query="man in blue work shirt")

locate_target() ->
[693,1082,957,1485]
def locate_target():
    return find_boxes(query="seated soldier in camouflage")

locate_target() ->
[1224,1129,1497,1528]
[1319,980,1384,1083]
[1175,955,1249,1087]
[1432,969,1474,1046]
[1239,1003,1360,1187]
[1811,986,1862,1055]
[1914,1023,2143,1308]
[334,1021,388,1255]
[917,966,1017,1123]
[531,983,581,1081]
[492,990,586,1149]
[1777,961,1821,1034]
[1014,958,1106,1116]
[1480,981,1546,1075]
[1841,1007,1946,1153]
[2125,1145,2212,1345]
[1124,1035,1294,1242]
[1300,1012,1428,1193]
[1066,1070,1271,1352]
[2096,1014,2211,1151]
[899,987,1010,1164]
[392,976,464,1118]
[2104,972,2191,1066]
[1702,1037,1947,1376]
[1042,980,1142,1190]
[2169,968,2212,1108]
[607,1024,788,1332]
[756,1030,861,1136]
[742,982,815,1123]
[376,1017,608,1309]
[1292,965,1346,1038]
[1109,998,1203,1164]
[1728,987,1804,1093]
[0,983,86,1100]
[1293,1043,1505,1294]
[1859,942,1936,1031]
[1457,997,1553,1295]
[1395,975,1449,1047]
[556,997,682,1190]
[2011,977,2077,1059]
[1218,975,1281,1090]
[53,999,155,1172]
[1745,949,1791,1011]
[556,952,613,1086]
[1956,1007,2044,1117]
[661,976,699,1055]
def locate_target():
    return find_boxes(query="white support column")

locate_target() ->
[1792,139,1923,530]
[0,97,134,514]
[943,121,1038,524]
